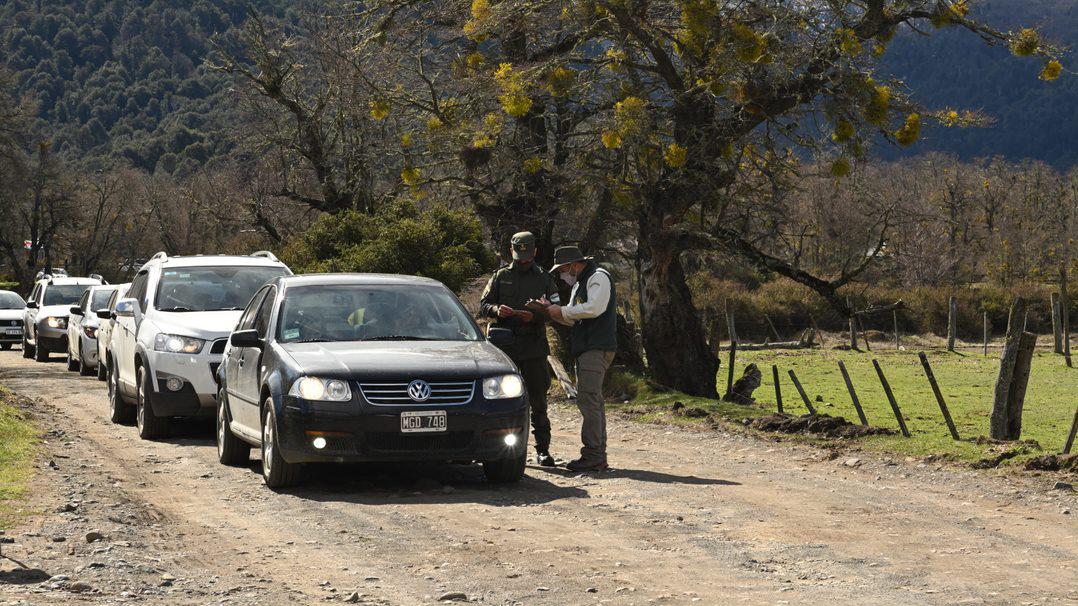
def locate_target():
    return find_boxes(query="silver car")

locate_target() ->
[23,274,102,362]
[66,284,121,375]
[0,291,26,350]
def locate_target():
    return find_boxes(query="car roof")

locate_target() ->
[40,277,101,286]
[150,255,288,270]
[277,273,446,289]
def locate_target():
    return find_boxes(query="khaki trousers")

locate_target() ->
[575,349,615,463]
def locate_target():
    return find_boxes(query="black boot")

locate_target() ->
[535,451,556,467]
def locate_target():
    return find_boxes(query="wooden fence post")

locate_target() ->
[786,370,817,415]
[837,361,868,426]
[858,315,872,351]
[947,296,958,352]
[724,298,738,345]
[772,365,783,414]
[983,310,988,357]
[1062,265,1072,368]
[724,341,737,400]
[872,359,910,437]
[990,297,1037,440]
[764,314,781,342]
[893,309,900,349]
[1051,292,1064,354]
[918,352,960,440]
[847,297,858,351]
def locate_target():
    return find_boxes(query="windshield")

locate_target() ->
[154,266,288,312]
[0,292,25,309]
[91,289,116,311]
[43,284,90,306]
[277,284,481,343]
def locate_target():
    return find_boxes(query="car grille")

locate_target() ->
[365,431,473,452]
[1,319,21,327]
[210,339,228,354]
[359,381,475,405]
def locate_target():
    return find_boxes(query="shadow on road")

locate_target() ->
[0,555,51,585]
[533,465,740,486]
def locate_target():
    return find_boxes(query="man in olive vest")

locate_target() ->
[480,232,561,467]
[543,246,617,472]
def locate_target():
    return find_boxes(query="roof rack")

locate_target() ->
[250,250,279,262]
[89,273,107,284]
[35,271,51,281]
[149,251,168,262]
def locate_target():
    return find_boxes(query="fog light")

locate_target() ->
[165,377,183,392]
[312,437,327,450]
[503,433,519,447]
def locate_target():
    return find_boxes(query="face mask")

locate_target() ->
[560,271,576,287]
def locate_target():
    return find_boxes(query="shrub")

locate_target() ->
[281,201,496,293]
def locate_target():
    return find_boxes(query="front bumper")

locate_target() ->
[276,394,529,464]
[79,334,99,367]
[35,324,67,352]
[147,351,223,417]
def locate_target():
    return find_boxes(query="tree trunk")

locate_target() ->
[638,226,718,397]
[1062,265,1072,368]
[991,297,1036,440]
[947,296,958,351]
[1051,292,1063,354]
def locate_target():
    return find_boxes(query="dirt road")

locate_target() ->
[0,351,1074,605]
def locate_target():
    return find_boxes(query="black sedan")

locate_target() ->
[216,274,529,489]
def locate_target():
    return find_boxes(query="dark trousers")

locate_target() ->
[515,356,552,453]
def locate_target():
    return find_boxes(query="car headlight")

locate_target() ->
[46,316,67,329]
[154,333,205,354]
[483,374,524,399]
[288,377,352,402]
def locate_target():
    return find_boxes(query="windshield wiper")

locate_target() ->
[157,307,194,312]
[361,335,438,341]
[290,338,331,343]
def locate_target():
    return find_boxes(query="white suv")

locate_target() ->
[23,274,103,362]
[108,252,291,438]
[66,284,121,376]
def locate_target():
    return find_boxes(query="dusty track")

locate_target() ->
[0,350,1075,605]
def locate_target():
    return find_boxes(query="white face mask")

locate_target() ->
[560,271,576,287]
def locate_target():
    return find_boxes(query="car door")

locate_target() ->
[70,289,89,356]
[24,284,40,341]
[117,272,149,394]
[239,287,276,430]
[227,287,269,431]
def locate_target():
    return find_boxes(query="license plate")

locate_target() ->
[400,410,447,433]
[5,329,19,335]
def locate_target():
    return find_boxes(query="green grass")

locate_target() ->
[0,386,38,530]
[612,347,1077,467]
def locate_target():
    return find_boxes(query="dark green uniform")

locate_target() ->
[480,261,560,453]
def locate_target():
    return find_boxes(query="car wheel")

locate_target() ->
[66,349,79,372]
[34,338,49,362]
[0,343,10,351]
[78,348,94,376]
[21,336,33,359]
[96,356,107,381]
[482,451,527,484]
[108,361,135,424]
[261,403,301,489]
[217,387,251,466]
[136,365,169,439]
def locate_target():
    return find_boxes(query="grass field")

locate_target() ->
[0,386,37,530]
[614,346,1077,466]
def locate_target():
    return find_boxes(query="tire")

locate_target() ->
[108,361,135,424]
[136,365,169,439]
[34,338,49,362]
[96,356,107,381]
[0,343,10,351]
[79,347,95,376]
[66,349,79,372]
[21,336,33,359]
[261,403,301,489]
[217,387,251,466]
[483,451,527,484]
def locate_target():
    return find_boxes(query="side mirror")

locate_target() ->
[114,298,137,318]
[487,327,515,347]
[96,308,112,320]
[26,301,38,309]
[230,329,263,349]
[69,305,82,315]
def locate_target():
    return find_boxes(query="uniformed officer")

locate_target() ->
[480,232,561,467]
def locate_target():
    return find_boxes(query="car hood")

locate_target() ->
[280,340,516,380]
[35,304,73,320]
[0,309,23,321]
[153,310,243,341]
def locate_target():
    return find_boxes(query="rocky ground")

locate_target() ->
[0,351,1075,605]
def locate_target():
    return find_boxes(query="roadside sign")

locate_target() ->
[23,240,32,250]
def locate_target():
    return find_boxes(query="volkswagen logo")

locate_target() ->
[407,380,432,402]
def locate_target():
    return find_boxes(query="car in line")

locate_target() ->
[66,284,120,375]
[0,290,26,350]
[23,274,103,362]
[95,283,130,381]
[106,251,291,435]
[216,274,529,489]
